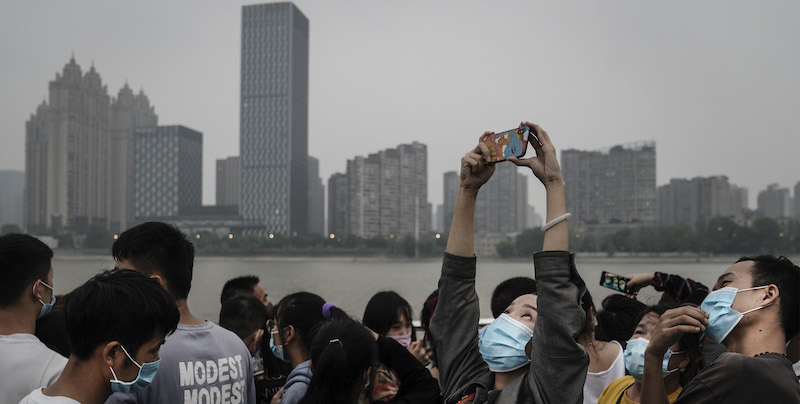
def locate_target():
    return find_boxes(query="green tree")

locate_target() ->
[0,224,22,235]
[496,239,516,258]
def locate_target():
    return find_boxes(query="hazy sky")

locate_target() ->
[1,1,798,215]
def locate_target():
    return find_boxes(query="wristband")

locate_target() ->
[541,213,571,232]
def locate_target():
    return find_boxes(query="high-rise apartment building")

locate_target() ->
[562,142,656,227]
[757,183,791,219]
[794,182,800,219]
[25,57,156,234]
[729,184,749,223]
[473,162,528,236]
[134,126,202,221]
[240,3,309,236]
[327,173,348,237]
[0,170,24,229]
[307,156,325,235]
[658,176,740,226]
[329,142,431,238]
[216,156,240,207]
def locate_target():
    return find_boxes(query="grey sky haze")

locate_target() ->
[1,1,798,217]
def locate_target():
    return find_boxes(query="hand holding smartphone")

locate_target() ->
[480,125,534,164]
[599,271,636,295]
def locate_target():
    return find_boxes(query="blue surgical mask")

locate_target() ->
[269,331,285,361]
[35,280,55,319]
[623,337,683,382]
[701,286,772,344]
[110,344,160,393]
[478,313,533,372]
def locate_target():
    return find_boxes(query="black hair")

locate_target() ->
[594,294,647,342]
[220,275,260,304]
[633,305,702,385]
[297,319,375,404]
[65,269,179,360]
[220,295,269,340]
[578,290,596,339]
[419,289,439,367]
[112,222,195,300]
[274,292,348,356]
[419,289,439,332]
[738,255,800,341]
[490,276,538,318]
[362,291,413,336]
[0,234,53,307]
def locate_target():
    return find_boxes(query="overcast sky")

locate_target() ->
[1,1,798,216]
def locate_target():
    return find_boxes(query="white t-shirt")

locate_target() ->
[105,322,255,404]
[583,340,626,404]
[18,388,81,404]
[0,333,68,404]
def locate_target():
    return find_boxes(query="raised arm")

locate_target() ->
[445,139,495,256]
[508,123,567,252]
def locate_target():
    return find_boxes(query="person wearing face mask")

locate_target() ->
[219,295,273,403]
[268,293,350,404]
[19,269,179,404]
[429,123,589,404]
[0,234,68,403]
[640,255,800,403]
[363,291,431,366]
[597,305,701,404]
[106,222,256,404]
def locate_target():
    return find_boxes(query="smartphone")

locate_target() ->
[480,125,531,164]
[599,271,635,295]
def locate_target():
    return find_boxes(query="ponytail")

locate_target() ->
[298,319,374,404]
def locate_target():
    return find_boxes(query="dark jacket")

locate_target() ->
[429,251,589,404]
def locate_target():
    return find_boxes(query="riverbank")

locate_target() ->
[51,249,799,264]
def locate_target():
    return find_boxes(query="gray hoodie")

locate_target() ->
[429,251,589,404]
[280,360,312,404]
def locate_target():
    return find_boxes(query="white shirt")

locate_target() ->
[583,340,626,404]
[18,388,81,404]
[0,334,68,404]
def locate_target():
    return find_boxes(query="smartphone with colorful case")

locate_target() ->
[480,125,531,164]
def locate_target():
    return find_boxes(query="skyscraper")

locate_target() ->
[216,156,241,207]
[240,3,309,236]
[134,126,202,221]
[327,173,348,237]
[562,142,656,227]
[307,156,325,235]
[108,84,158,233]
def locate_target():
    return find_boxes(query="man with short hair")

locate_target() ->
[221,275,274,318]
[490,276,537,318]
[641,255,800,403]
[0,234,68,403]
[219,295,269,355]
[19,269,179,403]
[106,222,256,404]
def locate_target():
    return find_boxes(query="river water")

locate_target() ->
[50,254,752,322]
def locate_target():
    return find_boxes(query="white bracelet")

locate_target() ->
[541,213,571,232]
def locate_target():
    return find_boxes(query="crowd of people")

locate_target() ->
[1,123,798,404]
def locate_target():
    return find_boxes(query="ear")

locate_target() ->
[283,325,296,345]
[150,274,168,291]
[103,341,122,368]
[762,284,780,306]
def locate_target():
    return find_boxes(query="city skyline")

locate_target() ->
[0,1,798,216]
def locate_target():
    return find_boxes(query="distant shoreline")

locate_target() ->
[52,250,800,264]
